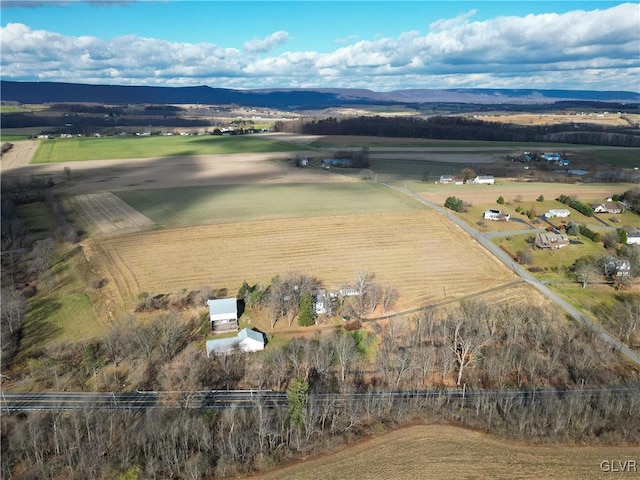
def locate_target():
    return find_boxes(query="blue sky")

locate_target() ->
[1,1,639,91]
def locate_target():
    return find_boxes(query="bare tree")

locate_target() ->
[380,285,399,314]
[0,286,26,334]
[574,261,600,288]
[445,310,489,386]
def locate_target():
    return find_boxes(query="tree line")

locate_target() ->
[274,116,640,147]
[2,298,639,479]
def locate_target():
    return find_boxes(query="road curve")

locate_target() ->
[383,183,640,367]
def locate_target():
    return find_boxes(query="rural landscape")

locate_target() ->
[1,1,640,477]
[1,83,640,479]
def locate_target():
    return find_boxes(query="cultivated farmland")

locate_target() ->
[31,134,310,163]
[71,192,155,235]
[254,424,640,480]
[91,210,518,311]
[113,183,425,228]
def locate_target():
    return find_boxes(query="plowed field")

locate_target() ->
[72,192,155,236]
[94,210,518,310]
[253,424,639,480]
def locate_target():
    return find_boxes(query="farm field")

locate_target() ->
[70,192,155,235]
[113,182,425,228]
[90,210,518,310]
[30,134,309,163]
[411,181,639,207]
[253,424,640,480]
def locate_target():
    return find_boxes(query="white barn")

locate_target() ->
[472,175,495,185]
[206,328,265,356]
[207,298,238,332]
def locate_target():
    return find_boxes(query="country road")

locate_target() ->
[3,387,639,412]
[384,183,640,367]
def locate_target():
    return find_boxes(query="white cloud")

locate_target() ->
[243,31,289,54]
[1,3,639,91]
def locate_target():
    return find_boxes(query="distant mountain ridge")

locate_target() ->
[2,80,639,109]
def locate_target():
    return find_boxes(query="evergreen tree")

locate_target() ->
[298,291,315,327]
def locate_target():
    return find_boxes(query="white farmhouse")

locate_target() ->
[483,209,510,221]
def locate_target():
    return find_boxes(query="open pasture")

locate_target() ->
[253,424,639,480]
[31,134,309,163]
[114,182,425,228]
[93,210,518,310]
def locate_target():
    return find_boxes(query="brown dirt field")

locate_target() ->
[481,113,640,128]
[251,424,639,480]
[93,210,518,311]
[6,152,358,194]
[416,182,636,206]
[0,139,39,169]
[71,192,155,236]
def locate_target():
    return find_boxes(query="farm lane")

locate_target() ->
[384,183,640,367]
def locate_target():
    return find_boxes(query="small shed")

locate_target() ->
[207,298,238,332]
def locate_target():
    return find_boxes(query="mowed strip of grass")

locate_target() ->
[114,183,425,228]
[31,134,309,163]
[253,424,639,480]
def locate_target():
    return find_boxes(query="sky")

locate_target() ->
[1,1,639,92]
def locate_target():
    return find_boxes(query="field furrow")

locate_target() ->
[95,210,518,309]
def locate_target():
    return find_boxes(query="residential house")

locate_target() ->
[627,233,640,245]
[544,209,571,218]
[439,175,453,184]
[206,328,265,356]
[314,290,329,316]
[483,209,510,221]
[206,298,239,332]
[535,232,570,249]
[592,203,622,214]
[604,257,631,277]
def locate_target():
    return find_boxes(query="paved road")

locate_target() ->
[384,183,640,367]
[3,387,638,411]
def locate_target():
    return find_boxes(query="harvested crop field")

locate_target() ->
[92,210,518,309]
[113,183,425,228]
[252,424,639,480]
[71,192,155,235]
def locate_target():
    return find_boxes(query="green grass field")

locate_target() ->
[31,134,310,163]
[582,149,640,168]
[0,134,31,142]
[114,182,425,228]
